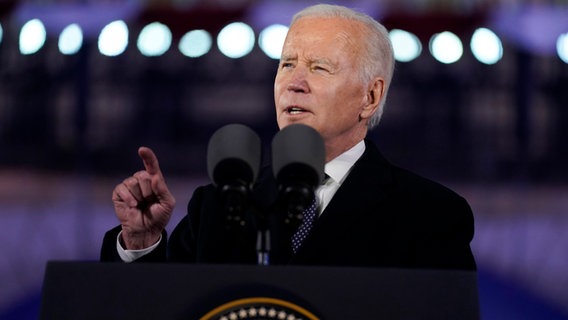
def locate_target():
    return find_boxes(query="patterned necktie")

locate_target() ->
[291,197,318,254]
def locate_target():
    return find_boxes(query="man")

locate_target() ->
[101,4,476,270]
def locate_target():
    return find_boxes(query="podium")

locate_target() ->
[40,261,479,319]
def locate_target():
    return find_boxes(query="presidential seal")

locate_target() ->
[200,297,319,320]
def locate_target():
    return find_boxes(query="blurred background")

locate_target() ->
[0,0,567,319]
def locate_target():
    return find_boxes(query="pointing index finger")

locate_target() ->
[138,146,161,176]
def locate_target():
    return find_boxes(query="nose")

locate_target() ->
[286,66,309,93]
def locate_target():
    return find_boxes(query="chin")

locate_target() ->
[278,115,317,130]
[277,118,297,129]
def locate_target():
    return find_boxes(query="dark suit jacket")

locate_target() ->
[101,140,476,270]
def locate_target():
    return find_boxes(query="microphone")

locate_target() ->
[272,124,325,215]
[207,124,261,223]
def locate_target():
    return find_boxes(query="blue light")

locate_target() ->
[58,24,83,55]
[137,22,172,57]
[98,20,129,57]
[390,29,422,62]
[19,19,47,55]
[179,29,212,58]
[557,33,568,64]
[259,24,288,59]
[471,28,503,65]
[429,31,463,64]
[217,22,255,59]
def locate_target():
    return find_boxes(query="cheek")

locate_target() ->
[335,84,367,110]
[321,87,354,113]
[273,79,284,101]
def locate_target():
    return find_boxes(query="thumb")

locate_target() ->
[138,146,161,176]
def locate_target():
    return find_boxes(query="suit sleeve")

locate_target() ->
[166,186,204,263]
[414,194,477,271]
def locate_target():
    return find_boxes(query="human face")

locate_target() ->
[274,17,381,161]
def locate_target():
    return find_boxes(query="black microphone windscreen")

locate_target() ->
[207,124,261,187]
[271,124,325,187]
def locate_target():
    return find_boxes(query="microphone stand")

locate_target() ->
[255,182,315,266]
[256,229,270,266]
[221,183,271,266]
[249,203,270,266]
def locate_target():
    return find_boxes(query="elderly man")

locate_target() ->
[101,4,476,271]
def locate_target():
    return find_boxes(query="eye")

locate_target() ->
[280,62,294,69]
[312,65,329,72]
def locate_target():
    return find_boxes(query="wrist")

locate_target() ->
[120,230,161,250]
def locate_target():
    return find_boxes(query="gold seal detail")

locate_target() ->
[200,297,319,320]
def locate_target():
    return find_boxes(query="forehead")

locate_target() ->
[282,17,363,56]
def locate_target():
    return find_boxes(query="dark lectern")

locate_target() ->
[40,261,479,320]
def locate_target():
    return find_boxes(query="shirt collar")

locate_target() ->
[324,140,365,184]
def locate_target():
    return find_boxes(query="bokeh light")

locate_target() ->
[429,31,463,64]
[98,20,129,57]
[471,28,503,65]
[19,19,47,55]
[137,22,172,57]
[217,22,255,59]
[390,29,422,62]
[557,32,568,64]
[58,24,83,55]
[179,29,212,58]
[259,24,288,59]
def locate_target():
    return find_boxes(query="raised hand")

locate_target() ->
[112,147,176,250]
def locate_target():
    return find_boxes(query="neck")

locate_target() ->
[325,137,365,163]
[324,123,369,162]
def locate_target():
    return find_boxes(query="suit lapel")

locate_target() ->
[289,140,395,262]
[319,140,393,224]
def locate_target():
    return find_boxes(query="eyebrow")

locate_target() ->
[280,54,297,62]
[280,54,334,67]
[312,57,334,66]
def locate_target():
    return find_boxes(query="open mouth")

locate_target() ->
[286,106,308,115]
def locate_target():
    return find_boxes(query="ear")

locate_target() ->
[359,77,385,120]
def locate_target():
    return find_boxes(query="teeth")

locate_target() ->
[288,107,304,114]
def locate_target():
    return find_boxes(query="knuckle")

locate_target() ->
[123,177,136,186]
[134,170,151,181]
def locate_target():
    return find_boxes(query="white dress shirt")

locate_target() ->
[316,140,365,215]
[117,140,366,262]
